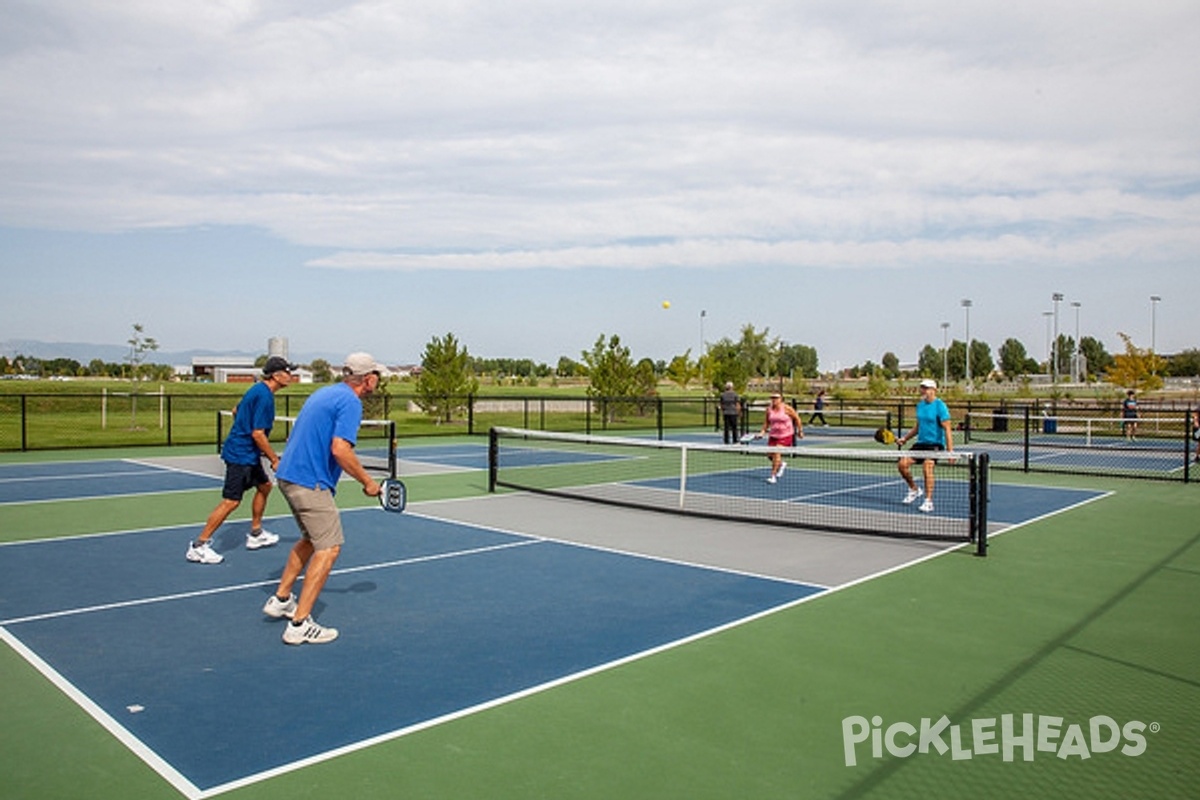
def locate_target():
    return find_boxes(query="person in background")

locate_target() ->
[719,381,742,444]
[808,388,828,426]
[1122,390,1139,441]
[261,352,384,645]
[1191,405,1199,463]
[896,378,953,514]
[186,356,296,564]
[759,391,804,484]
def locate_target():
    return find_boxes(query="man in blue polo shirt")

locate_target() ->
[896,378,954,514]
[261,352,384,645]
[186,356,296,564]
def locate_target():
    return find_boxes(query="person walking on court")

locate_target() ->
[719,382,742,444]
[262,352,384,645]
[896,379,953,513]
[759,391,804,484]
[1191,405,1200,463]
[186,356,297,564]
[1122,390,1139,441]
[809,388,828,426]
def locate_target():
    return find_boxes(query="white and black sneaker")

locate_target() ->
[283,616,339,645]
[902,488,924,505]
[246,529,280,550]
[262,593,297,619]
[185,540,223,564]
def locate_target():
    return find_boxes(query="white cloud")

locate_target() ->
[1,1,1198,366]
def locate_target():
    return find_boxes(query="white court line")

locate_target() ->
[0,538,538,627]
[0,466,166,484]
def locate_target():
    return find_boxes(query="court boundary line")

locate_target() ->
[0,537,540,627]
[409,505,835,591]
[1,508,830,800]
[0,624,201,799]
[0,485,1115,798]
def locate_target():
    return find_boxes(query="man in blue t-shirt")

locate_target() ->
[896,378,954,514]
[186,356,297,564]
[262,352,384,645]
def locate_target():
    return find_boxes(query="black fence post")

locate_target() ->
[487,427,498,492]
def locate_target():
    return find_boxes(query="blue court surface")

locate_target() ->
[0,460,219,504]
[632,467,1104,527]
[0,510,822,796]
[967,441,1189,474]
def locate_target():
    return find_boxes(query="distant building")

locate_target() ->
[189,355,312,384]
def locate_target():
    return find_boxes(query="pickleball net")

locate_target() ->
[489,427,989,554]
[216,410,397,476]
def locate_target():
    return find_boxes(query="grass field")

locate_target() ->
[0,440,1196,799]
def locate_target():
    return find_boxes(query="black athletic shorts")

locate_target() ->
[908,442,945,464]
[221,460,271,501]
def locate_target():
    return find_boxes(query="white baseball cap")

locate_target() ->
[919,378,937,389]
[342,352,384,377]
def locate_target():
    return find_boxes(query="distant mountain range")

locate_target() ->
[0,339,353,367]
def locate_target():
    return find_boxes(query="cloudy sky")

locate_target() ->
[1,0,1197,369]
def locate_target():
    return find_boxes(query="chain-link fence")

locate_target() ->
[2,391,1195,482]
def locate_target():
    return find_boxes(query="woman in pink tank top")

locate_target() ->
[757,392,804,484]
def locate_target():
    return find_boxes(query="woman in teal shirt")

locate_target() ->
[896,379,954,513]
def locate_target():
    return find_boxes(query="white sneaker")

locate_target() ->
[246,529,280,550]
[778,462,787,476]
[902,488,924,505]
[185,540,223,564]
[262,593,297,619]
[283,616,339,645]
[919,499,934,513]
[767,475,777,484]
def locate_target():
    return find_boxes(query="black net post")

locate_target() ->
[387,420,398,479]
[488,427,499,492]
[971,452,989,556]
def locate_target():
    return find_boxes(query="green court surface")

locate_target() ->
[0,441,1196,800]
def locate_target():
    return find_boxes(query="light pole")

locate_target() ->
[699,309,706,358]
[1071,301,1081,382]
[940,321,950,387]
[1051,293,1063,384]
[961,299,972,386]
[1150,296,1161,354]
[1042,311,1053,376]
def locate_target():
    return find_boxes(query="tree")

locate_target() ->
[1051,334,1075,379]
[126,323,159,381]
[946,340,967,381]
[582,334,644,421]
[779,343,819,380]
[665,350,698,390]
[310,358,334,383]
[969,340,994,381]
[556,356,584,378]
[1080,336,1112,378]
[736,324,779,381]
[1167,348,1200,378]
[998,338,1030,378]
[415,333,479,423]
[880,352,900,379]
[1105,333,1165,392]
[704,338,750,392]
[126,323,159,428]
[917,344,941,378]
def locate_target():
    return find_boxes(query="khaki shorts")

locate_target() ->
[278,480,345,550]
